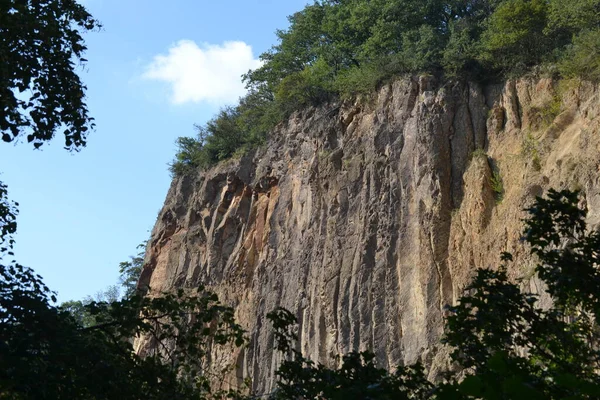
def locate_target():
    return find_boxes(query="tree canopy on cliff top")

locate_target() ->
[172,0,600,176]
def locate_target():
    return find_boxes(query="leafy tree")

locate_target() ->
[4,280,247,399]
[439,190,600,399]
[546,0,600,35]
[398,25,445,72]
[59,299,98,327]
[59,241,145,328]
[1,246,248,399]
[200,107,247,163]
[170,135,208,176]
[559,29,600,82]
[6,2,600,398]
[523,190,600,317]
[169,91,283,176]
[119,242,146,299]
[0,182,17,254]
[274,57,336,114]
[59,285,121,327]
[1,0,100,347]
[1,189,246,399]
[236,87,281,146]
[0,0,100,150]
[169,107,247,176]
[2,187,248,399]
[479,0,551,74]
[244,3,328,94]
[90,284,121,303]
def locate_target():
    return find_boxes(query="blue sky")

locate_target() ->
[0,0,308,302]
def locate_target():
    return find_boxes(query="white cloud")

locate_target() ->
[142,40,262,105]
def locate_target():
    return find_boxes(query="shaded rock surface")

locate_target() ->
[135,77,600,393]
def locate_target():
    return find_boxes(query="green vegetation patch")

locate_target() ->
[491,168,504,203]
[170,93,280,176]
[171,0,600,176]
[471,148,488,160]
[521,133,542,171]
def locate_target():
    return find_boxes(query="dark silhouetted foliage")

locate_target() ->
[0,0,100,150]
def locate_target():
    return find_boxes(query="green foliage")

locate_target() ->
[237,88,281,145]
[90,284,121,303]
[398,25,445,73]
[170,108,244,176]
[178,120,241,173]
[2,189,246,398]
[275,57,335,113]
[59,299,98,327]
[442,23,481,78]
[521,133,542,171]
[441,189,600,398]
[1,3,252,399]
[544,94,562,123]
[546,0,600,35]
[334,61,390,98]
[170,0,600,174]
[523,189,600,316]
[170,136,207,176]
[1,258,248,399]
[119,242,146,299]
[490,169,504,203]
[559,28,600,82]
[5,2,600,398]
[527,92,562,130]
[0,0,100,150]
[60,242,146,327]
[479,0,551,75]
[59,285,121,328]
[0,182,17,254]
[2,177,246,400]
[200,107,248,163]
[471,148,487,160]
[170,89,279,176]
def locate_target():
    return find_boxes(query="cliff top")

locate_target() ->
[170,0,600,177]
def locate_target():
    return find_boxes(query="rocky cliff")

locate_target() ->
[136,76,600,393]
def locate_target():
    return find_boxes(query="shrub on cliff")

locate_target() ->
[170,89,279,176]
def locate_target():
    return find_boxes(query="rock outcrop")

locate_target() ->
[136,76,600,393]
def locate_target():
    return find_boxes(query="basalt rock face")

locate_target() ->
[136,76,600,393]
